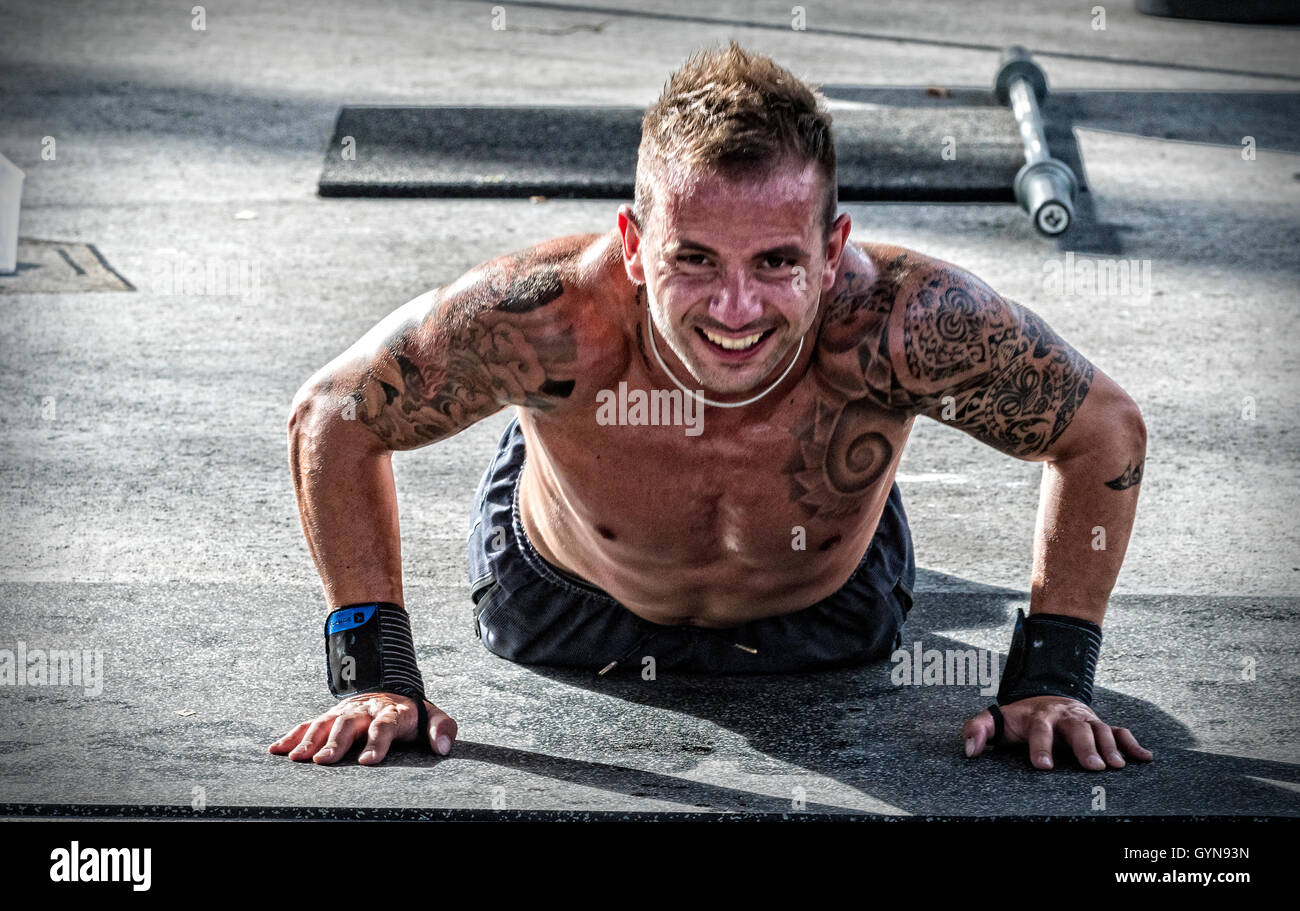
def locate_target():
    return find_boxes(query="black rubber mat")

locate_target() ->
[317,87,1081,201]
[318,88,1300,203]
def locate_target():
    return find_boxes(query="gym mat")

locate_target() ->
[317,88,1083,200]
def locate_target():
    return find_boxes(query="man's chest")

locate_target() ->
[528,374,915,563]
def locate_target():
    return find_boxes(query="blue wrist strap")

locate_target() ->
[324,602,426,703]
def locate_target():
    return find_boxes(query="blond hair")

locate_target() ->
[634,41,837,235]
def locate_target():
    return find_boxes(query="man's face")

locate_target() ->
[619,160,850,397]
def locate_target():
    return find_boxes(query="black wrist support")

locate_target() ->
[996,608,1102,706]
[324,602,426,703]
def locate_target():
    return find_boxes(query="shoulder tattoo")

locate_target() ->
[895,267,1094,457]
[353,257,577,448]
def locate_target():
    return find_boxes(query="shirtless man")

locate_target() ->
[273,43,1152,773]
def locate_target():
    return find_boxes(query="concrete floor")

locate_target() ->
[0,0,1297,816]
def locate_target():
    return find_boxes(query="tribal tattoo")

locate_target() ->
[351,258,577,449]
[784,255,912,520]
[889,266,1094,457]
[785,396,899,520]
[785,253,1095,519]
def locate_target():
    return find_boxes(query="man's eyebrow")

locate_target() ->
[756,244,807,260]
[673,238,718,255]
[672,239,808,259]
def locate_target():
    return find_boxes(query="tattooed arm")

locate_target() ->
[287,248,579,609]
[887,260,1147,627]
[885,260,1153,772]
[272,247,589,767]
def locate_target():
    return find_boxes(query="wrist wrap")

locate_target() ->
[324,602,426,702]
[996,608,1102,706]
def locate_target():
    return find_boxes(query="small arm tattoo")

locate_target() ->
[1105,459,1144,490]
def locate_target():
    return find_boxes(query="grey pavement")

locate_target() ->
[0,0,1297,816]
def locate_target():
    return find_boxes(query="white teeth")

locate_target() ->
[702,329,764,350]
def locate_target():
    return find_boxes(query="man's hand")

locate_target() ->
[961,696,1152,771]
[268,692,458,765]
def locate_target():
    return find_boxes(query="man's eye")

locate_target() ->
[764,255,794,269]
[678,253,709,266]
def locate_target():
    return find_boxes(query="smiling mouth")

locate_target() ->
[697,327,773,353]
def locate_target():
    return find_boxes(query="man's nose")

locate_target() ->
[709,270,763,328]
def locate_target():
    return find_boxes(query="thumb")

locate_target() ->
[423,701,459,756]
[961,710,996,758]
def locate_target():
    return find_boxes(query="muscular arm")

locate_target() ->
[287,248,580,609]
[881,259,1146,625]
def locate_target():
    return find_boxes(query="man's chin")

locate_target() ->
[682,352,789,397]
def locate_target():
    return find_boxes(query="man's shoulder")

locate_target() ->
[817,240,1011,407]
[440,230,629,325]
[819,241,933,355]
[456,231,631,326]
[479,230,627,295]
[833,241,1011,343]
[449,231,633,398]
[844,241,958,297]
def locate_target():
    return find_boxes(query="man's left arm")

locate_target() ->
[883,258,1152,771]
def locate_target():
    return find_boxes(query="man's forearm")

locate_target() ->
[289,397,405,610]
[1029,429,1145,626]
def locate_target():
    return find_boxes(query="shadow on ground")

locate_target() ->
[389,569,1300,816]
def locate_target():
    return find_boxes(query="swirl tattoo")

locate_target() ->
[785,253,1096,519]
[786,397,897,520]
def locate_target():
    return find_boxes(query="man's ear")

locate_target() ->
[821,211,853,292]
[821,210,852,289]
[617,204,647,284]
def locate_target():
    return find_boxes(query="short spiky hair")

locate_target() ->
[633,41,838,236]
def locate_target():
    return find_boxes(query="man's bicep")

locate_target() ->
[298,253,579,451]
[889,263,1095,460]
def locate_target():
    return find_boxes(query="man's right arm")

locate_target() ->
[287,248,580,609]
[274,246,582,764]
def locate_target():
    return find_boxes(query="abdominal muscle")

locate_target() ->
[513,410,905,628]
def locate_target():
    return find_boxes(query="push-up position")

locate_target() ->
[273,43,1151,772]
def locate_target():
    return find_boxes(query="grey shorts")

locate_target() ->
[466,416,916,674]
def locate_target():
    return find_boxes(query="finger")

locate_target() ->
[426,702,459,756]
[1060,718,1106,771]
[269,721,310,754]
[288,717,334,761]
[1091,721,1125,768]
[359,705,402,765]
[1027,717,1056,770]
[313,714,368,765]
[961,711,995,758]
[1113,726,1154,761]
